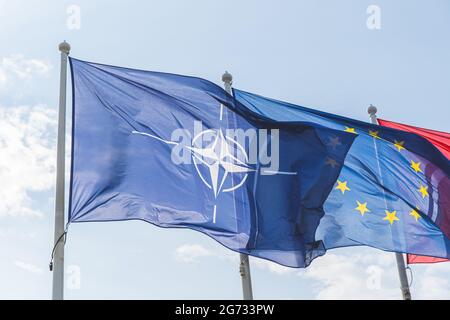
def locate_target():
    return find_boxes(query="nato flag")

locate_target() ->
[68,58,355,267]
[234,89,450,260]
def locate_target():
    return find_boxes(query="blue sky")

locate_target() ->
[0,0,449,299]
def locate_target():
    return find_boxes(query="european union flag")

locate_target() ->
[234,89,450,260]
[68,58,356,267]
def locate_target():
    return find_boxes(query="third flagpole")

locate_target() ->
[367,104,412,300]
[52,41,70,300]
[222,71,254,301]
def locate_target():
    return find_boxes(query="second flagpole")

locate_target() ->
[222,71,254,301]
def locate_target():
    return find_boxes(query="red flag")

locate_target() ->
[378,118,450,264]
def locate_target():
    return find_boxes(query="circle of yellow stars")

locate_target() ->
[331,125,430,225]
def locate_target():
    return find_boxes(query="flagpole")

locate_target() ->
[367,105,412,301]
[222,71,254,301]
[52,41,70,300]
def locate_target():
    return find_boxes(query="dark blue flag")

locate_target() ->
[234,89,450,260]
[68,58,355,267]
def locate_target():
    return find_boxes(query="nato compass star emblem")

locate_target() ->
[132,104,297,223]
[188,129,254,198]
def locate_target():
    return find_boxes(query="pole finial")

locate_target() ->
[58,41,71,54]
[367,104,377,116]
[222,71,233,85]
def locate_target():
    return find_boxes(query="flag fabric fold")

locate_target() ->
[378,118,450,264]
[68,58,356,268]
[234,89,450,260]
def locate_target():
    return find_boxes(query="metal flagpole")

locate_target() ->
[367,105,412,300]
[222,71,254,300]
[52,41,71,300]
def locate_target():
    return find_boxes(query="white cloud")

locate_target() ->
[174,243,241,265]
[413,263,450,300]
[299,250,400,299]
[0,104,57,217]
[0,54,52,90]
[299,249,450,300]
[174,244,216,263]
[14,260,44,275]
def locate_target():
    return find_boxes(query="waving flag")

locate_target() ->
[234,89,450,260]
[378,118,450,264]
[68,58,356,268]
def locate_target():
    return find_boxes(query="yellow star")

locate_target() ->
[383,210,399,225]
[394,140,405,152]
[355,201,370,216]
[344,126,357,134]
[369,130,380,139]
[410,160,423,174]
[335,180,350,194]
[418,184,429,198]
[409,208,421,222]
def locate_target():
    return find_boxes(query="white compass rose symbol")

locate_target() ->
[189,129,254,198]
